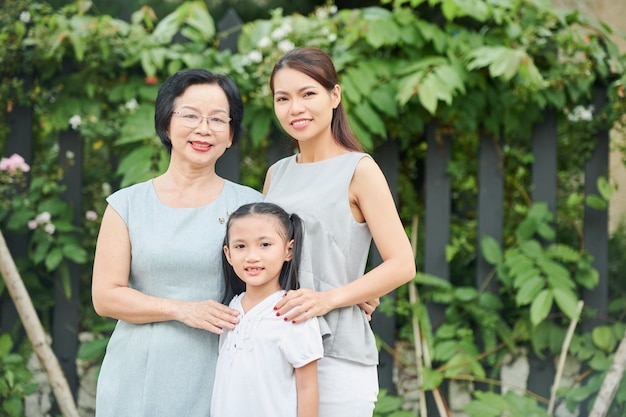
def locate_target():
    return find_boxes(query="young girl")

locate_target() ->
[264,47,417,416]
[210,202,323,417]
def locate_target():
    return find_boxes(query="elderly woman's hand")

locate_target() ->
[178,299,240,334]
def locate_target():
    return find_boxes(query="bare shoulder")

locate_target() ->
[353,155,388,192]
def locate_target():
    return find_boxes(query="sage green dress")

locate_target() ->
[95,179,262,417]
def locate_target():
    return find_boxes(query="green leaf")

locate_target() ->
[516,276,545,306]
[480,235,502,264]
[45,248,64,272]
[62,244,88,264]
[519,239,543,260]
[516,217,537,240]
[454,287,478,302]
[414,272,452,288]
[539,258,573,286]
[396,71,422,106]
[77,337,110,360]
[116,145,160,187]
[545,244,579,263]
[592,325,616,353]
[32,239,52,265]
[0,334,13,357]
[586,194,607,210]
[365,12,401,48]
[530,289,553,325]
[421,366,444,390]
[575,266,599,290]
[369,88,397,117]
[597,176,613,201]
[417,72,439,114]
[181,4,215,43]
[352,102,387,137]
[552,287,580,320]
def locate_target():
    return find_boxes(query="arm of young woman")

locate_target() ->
[91,205,240,334]
[295,360,319,417]
[272,157,416,323]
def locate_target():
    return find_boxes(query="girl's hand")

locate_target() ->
[178,299,240,334]
[273,288,333,324]
[358,298,380,321]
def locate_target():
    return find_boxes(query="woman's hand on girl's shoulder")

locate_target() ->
[273,288,335,324]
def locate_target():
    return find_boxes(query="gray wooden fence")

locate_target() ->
[0,9,610,416]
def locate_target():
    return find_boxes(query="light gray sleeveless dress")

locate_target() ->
[264,152,378,365]
[95,179,262,417]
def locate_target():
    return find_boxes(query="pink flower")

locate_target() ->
[85,210,98,221]
[28,220,38,230]
[0,153,31,176]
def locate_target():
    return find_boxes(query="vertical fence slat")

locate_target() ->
[527,112,558,400]
[582,86,610,332]
[476,133,503,290]
[370,141,400,394]
[424,123,451,321]
[51,131,83,403]
[215,9,243,183]
[532,111,558,212]
[424,123,451,416]
[1,74,33,336]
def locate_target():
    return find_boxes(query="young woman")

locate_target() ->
[211,202,323,417]
[91,69,262,416]
[263,47,417,416]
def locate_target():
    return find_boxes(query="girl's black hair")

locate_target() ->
[154,68,244,154]
[221,202,304,303]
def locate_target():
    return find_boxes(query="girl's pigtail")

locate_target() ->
[282,213,304,291]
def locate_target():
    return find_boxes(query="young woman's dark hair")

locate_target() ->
[154,69,245,154]
[269,46,364,153]
[221,202,304,303]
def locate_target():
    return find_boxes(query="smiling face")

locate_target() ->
[168,83,233,167]
[272,67,341,146]
[223,214,293,298]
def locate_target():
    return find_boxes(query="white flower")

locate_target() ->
[85,210,98,221]
[19,11,31,23]
[125,99,138,110]
[328,33,337,42]
[36,211,52,224]
[28,220,38,230]
[257,36,271,49]
[66,150,75,160]
[316,8,329,19]
[102,182,112,196]
[271,24,291,41]
[567,105,594,122]
[246,50,263,64]
[278,40,295,53]
[69,114,82,130]
[44,223,56,235]
[329,5,338,14]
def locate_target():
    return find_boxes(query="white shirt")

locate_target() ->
[211,290,323,417]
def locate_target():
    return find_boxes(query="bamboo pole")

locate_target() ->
[410,215,450,417]
[0,229,79,417]
[409,216,428,417]
[588,331,626,417]
[548,300,584,415]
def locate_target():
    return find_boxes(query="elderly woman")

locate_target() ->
[91,69,262,417]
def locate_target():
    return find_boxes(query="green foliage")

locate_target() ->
[373,389,417,417]
[0,334,38,417]
[464,390,551,417]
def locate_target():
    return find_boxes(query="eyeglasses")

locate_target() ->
[172,111,231,131]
